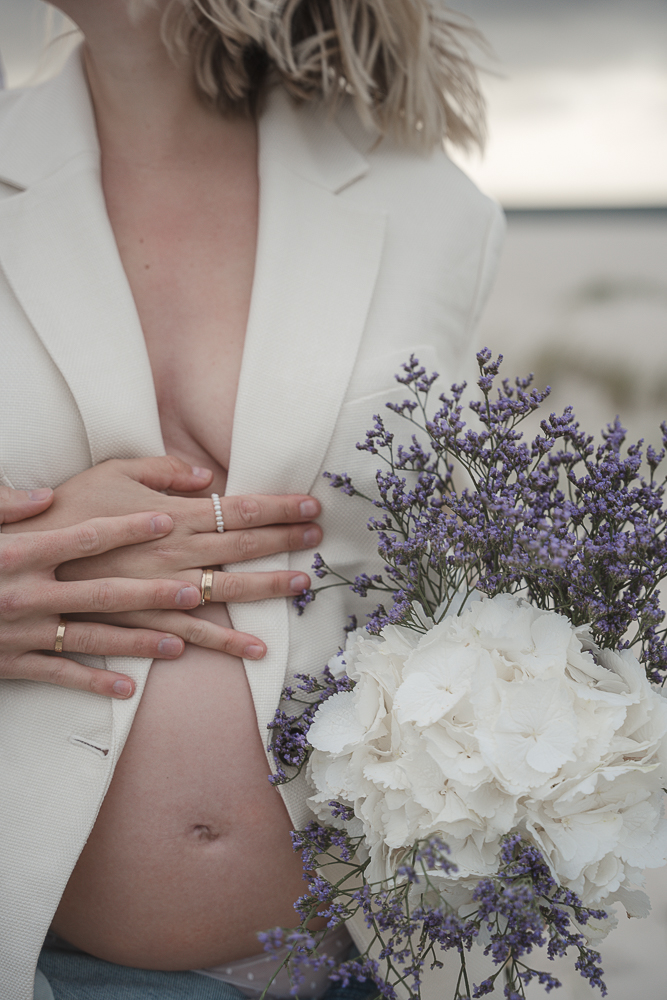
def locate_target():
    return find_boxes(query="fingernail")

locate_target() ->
[191,466,211,479]
[244,644,265,660]
[176,586,200,607]
[303,528,320,547]
[28,488,53,501]
[150,514,173,534]
[112,679,133,697]
[299,499,318,518]
[158,637,183,656]
[290,574,311,592]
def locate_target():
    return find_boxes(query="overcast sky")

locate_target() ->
[1,0,666,207]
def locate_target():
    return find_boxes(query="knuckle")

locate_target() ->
[150,582,170,606]
[0,541,27,575]
[74,523,102,554]
[218,573,244,602]
[217,630,235,654]
[0,588,26,621]
[46,660,69,687]
[85,670,106,694]
[165,454,187,475]
[282,499,295,521]
[125,631,151,656]
[75,629,100,656]
[185,620,209,647]
[289,527,304,550]
[237,530,258,558]
[90,581,116,612]
[236,497,261,526]
[271,574,287,596]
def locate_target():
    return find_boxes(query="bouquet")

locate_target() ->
[261,351,667,1000]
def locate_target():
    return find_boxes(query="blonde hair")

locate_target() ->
[149,0,486,151]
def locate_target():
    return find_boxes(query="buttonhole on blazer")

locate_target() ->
[69,735,110,758]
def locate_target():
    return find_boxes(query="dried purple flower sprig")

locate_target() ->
[259,824,607,1000]
[267,666,355,786]
[300,351,667,682]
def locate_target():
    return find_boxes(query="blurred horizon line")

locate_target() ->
[503,206,667,218]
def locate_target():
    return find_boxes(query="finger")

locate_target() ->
[178,569,311,604]
[187,523,322,566]
[174,494,322,534]
[3,651,140,698]
[117,456,213,494]
[15,511,176,570]
[84,610,267,660]
[215,494,321,532]
[4,618,185,662]
[0,486,54,525]
[33,578,203,617]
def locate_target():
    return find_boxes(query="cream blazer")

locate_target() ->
[0,50,505,1000]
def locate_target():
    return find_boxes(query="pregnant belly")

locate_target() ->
[52,604,308,970]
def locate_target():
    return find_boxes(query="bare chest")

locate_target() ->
[103,149,258,485]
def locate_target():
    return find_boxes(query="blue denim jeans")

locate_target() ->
[37,943,379,1000]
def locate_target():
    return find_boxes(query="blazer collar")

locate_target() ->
[260,85,371,194]
[0,48,99,191]
[0,47,370,195]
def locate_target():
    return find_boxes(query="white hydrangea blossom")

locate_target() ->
[306,593,667,923]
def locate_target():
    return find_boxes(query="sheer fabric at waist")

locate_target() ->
[195,926,352,999]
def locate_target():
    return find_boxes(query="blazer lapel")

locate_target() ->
[225,89,386,739]
[0,54,164,463]
[0,60,385,754]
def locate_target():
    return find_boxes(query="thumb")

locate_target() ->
[0,486,54,525]
[120,455,213,494]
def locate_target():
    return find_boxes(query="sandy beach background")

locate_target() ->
[1,1,667,996]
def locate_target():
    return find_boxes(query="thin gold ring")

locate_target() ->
[200,568,214,606]
[54,618,67,654]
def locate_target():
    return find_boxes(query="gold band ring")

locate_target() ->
[54,618,67,654]
[200,568,214,606]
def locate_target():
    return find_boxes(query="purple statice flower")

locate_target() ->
[414,836,457,875]
[470,835,607,997]
[329,801,355,823]
[308,349,667,680]
[292,587,316,615]
[323,471,356,495]
[259,828,602,1000]
[312,552,328,578]
[257,927,285,956]
[267,667,354,785]
[328,957,391,999]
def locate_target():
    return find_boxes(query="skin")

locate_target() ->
[4,0,327,967]
[2,457,322,691]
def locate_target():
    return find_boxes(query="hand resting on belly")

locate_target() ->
[3,455,322,692]
[1,457,324,966]
[0,483,206,695]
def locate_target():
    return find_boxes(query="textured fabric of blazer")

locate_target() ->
[0,49,505,1000]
